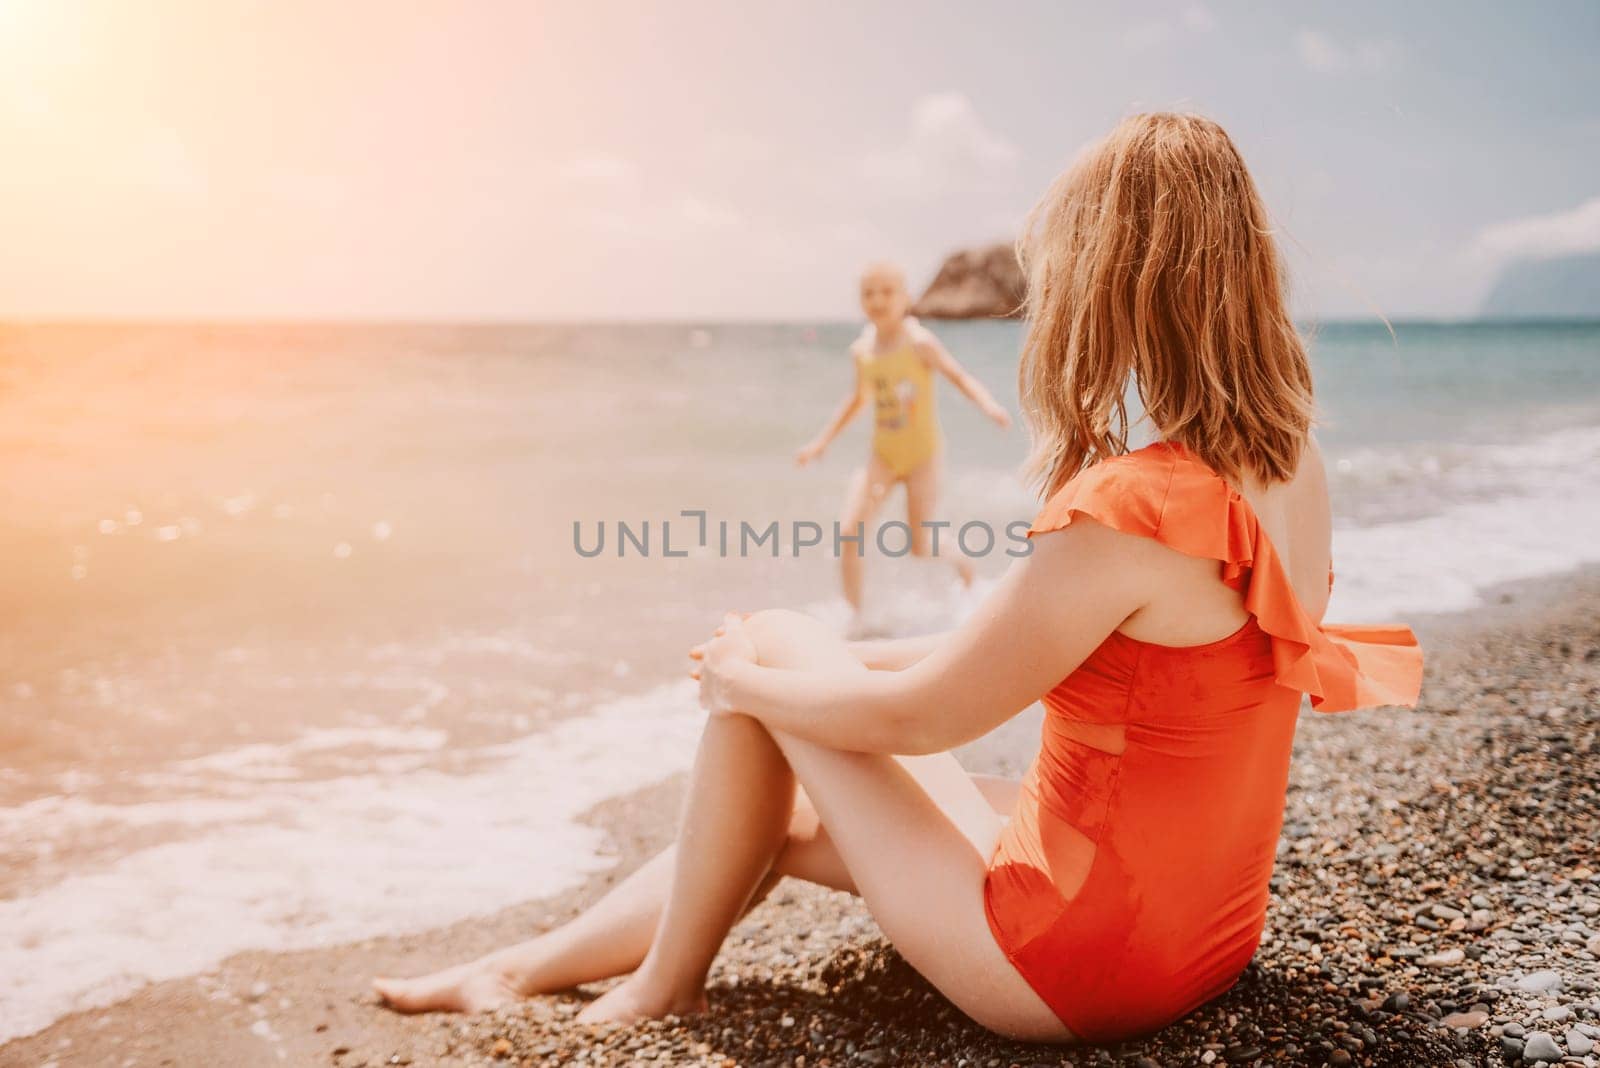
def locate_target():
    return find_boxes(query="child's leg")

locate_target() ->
[905,451,973,587]
[839,453,898,615]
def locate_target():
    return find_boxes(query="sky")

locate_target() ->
[0,0,1596,321]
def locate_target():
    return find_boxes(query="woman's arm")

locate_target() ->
[701,518,1155,754]
[795,353,867,465]
[913,332,1011,429]
[847,632,948,670]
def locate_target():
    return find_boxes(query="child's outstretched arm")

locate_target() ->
[795,349,867,466]
[911,326,1011,429]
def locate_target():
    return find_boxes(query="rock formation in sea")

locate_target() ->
[912,242,1025,320]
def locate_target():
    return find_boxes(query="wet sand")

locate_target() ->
[4,572,1598,1068]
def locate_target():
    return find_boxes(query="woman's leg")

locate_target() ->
[377,697,804,1018]
[579,609,1069,1040]
[373,772,1022,1014]
[375,610,1032,1022]
[723,610,1072,1041]
[904,451,973,588]
[840,453,898,617]
[373,849,685,1014]
[374,801,818,1014]
[571,705,800,1021]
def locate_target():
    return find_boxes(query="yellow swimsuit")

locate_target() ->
[858,341,939,478]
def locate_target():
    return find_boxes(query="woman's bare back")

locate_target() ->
[1117,438,1333,647]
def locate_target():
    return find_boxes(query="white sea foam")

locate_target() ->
[1329,477,1600,621]
[0,681,705,1044]
[1325,423,1600,621]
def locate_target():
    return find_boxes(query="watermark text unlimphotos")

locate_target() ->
[573,510,1033,559]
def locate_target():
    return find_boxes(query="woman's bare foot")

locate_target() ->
[574,975,707,1025]
[372,960,521,1015]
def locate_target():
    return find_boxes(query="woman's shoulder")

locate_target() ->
[1029,443,1190,541]
[1030,441,1283,559]
[1052,441,1196,500]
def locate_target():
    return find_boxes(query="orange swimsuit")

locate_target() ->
[982,442,1423,1043]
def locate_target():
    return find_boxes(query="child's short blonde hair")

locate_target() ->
[860,261,908,290]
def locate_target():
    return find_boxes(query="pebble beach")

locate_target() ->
[6,569,1596,1068]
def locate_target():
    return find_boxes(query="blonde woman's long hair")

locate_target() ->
[1017,112,1315,496]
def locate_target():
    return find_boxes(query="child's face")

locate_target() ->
[859,270,909,327]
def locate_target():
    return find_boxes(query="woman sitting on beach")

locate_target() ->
[375,112,1422,1044]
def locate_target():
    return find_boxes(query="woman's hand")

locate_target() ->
[794,439,825,467]
[689,612,759,715]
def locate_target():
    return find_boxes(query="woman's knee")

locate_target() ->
[742,608,804,655]
[742,609,852,670]
[743,608,815,635]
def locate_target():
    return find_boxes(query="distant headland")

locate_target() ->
[1480,250,1600,320]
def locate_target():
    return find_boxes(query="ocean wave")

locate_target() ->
[0,682,706,1045]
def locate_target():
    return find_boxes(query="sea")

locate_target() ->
[2,318,1598,1043]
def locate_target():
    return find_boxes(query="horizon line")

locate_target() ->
[2,314,1597,329]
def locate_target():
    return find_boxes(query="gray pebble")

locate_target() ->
[1520,1031,1562,1062]
[1516,970,1564,994]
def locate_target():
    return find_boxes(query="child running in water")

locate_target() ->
[795,262,1011,624]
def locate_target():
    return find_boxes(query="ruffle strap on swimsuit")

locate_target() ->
[1027,442,1423,712]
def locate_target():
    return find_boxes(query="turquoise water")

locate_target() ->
[4,317,1600,730]
[4,317,1599,755]
[1309,320,1600,446]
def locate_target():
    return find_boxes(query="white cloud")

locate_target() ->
[1469,195,1600,265]
[586,209,632,236]
[675,196,740,229]
[1122,19,1174,51]
[558,155,637,190]
[703,131,770,172]
[580,194,742,241]
[1295,28,1399,74]
[1123,5,1214,51]
[557,154,646,234]
[910,92,1019,171]
[1182,4,1217,32]
[1295,29,1344,72]
[864,92,1019,197]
